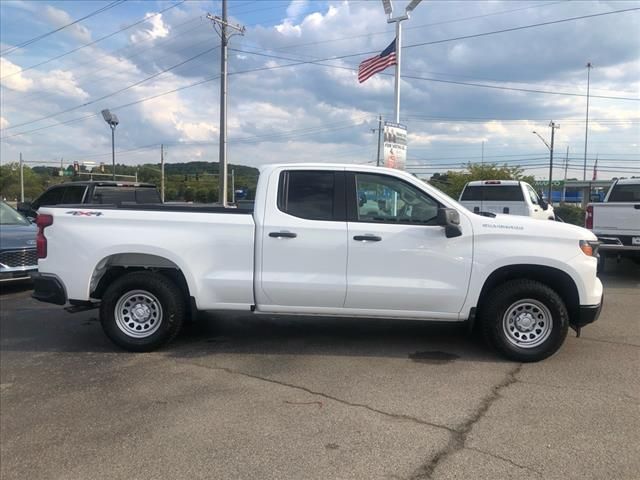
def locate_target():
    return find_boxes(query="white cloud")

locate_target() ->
[130,13,170,44]
[286,0,308,20]
[0,117,9,129]
[43,5,92,43]
[0,58,34,92]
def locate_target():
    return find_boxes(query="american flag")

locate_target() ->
[358,39,396,83]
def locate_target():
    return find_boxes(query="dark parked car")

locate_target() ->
[17,181,161,219]
[0,201,38,283]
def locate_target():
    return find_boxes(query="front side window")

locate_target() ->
[354,173,440,225]
[34,187,65,208]
[278,171,335,221]
[526,185,539,205]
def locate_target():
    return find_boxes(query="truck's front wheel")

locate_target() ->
[100,271,185,352]
[481,280,569,362]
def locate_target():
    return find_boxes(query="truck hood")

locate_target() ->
[0,223,38,250]
[470,213,596,241]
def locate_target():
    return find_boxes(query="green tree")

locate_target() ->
[429,163,535,199]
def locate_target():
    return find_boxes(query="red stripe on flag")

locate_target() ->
[358,53,396,83]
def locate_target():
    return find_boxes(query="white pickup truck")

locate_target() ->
[459,180,555,220]
[32,164,603,362]
[586,178,640,271]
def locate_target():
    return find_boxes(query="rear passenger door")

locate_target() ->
[257,169,348,311]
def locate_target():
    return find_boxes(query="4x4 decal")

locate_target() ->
[65,211,103,216]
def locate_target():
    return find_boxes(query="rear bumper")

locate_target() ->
[0,267,37,283]
[573,294,604,328]
[32,274,67,305]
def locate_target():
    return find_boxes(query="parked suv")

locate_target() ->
[459,180,555,220]
[17,181,161,219]
[0,201,37,283]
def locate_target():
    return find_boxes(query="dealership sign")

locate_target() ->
[383,122,407,170]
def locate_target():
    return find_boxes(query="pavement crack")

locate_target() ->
[178,359,455,433]
[409,364,523,480]
[466,446,543,477]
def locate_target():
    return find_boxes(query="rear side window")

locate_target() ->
[278,171,335,221]
[460,185,524,201]
[134,188,161,203]
[93,187,135,204]
[61,185,87,204]
[608,184,640,202]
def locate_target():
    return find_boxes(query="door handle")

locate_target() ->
[353,235,382,242]
[269,231,297,238]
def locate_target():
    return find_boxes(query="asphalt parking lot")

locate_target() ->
[1,259,638,480]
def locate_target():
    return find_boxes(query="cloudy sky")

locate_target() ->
[1,0,639,180]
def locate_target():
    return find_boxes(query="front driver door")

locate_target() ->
[344,171,473,318]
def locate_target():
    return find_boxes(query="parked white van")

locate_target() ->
[459,180,555,220]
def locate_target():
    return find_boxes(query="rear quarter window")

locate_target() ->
[461,185,524,202]
[608,184,640,202]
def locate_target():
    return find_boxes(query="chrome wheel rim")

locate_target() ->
[502,299,552,349]
[114,290,162,338]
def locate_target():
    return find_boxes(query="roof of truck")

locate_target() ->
[613,178,640,185]
[464,180,522,186]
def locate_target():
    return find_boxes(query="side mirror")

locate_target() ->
[539,198,549,210]
[17,201,32,213]
[437,208,462,238]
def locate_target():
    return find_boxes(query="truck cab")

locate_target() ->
[459,180,555,220]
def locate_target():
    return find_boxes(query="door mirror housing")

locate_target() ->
[539,198,549,210]
[437,208,462,238]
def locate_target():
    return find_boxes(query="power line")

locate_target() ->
[0,0,126,55]
[3,45,219,130]
[0,1,186,80]
[4,8,640,139]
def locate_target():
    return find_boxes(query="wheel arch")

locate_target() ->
[476,264,581,326]
[90,253,191,306]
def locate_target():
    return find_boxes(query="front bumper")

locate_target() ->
[0,266,37,282]
[573,294,604,328]
[32,274,67,305]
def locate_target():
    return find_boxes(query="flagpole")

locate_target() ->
[394,22,402,124]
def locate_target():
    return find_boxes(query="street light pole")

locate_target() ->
[19,152,24,203]
[110,124,116,180]
[533,121,560,204]
[583,62,593,181]
[382,0,422,124]
[101,109,119,181]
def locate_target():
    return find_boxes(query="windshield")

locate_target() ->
[0,201,31,226]
[460,185,524,201]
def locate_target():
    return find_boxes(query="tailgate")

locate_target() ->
[592,203,640,235]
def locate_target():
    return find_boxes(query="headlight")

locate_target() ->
[579,240,600,257]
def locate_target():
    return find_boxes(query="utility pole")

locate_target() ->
[481,141,485,165]
[382,0,422,123]
[207,2,245,207]
[231,169,235,204]
[583,62,593,181]
[160,144,165,202]
[548,121,559,205]
[19,152,24,203]
[562,146,569,203]
[372,115,383,166]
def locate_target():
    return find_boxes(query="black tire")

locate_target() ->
[480,280,569,362]
[100,271,186,352]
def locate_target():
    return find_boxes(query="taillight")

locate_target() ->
[585,205,593,229]
[36,214,53,259]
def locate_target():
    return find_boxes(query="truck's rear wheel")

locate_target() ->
[100,271,185,352]
[481,280,569,362]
